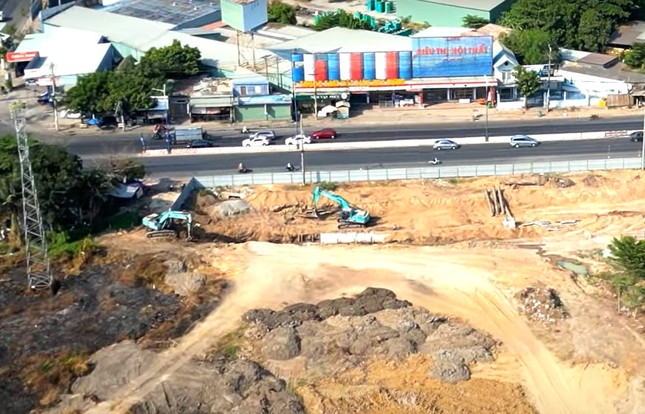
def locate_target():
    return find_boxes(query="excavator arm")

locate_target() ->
[309,186,371,228]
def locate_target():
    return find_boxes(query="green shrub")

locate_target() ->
[317,181,337,191]
[47,232,96,259]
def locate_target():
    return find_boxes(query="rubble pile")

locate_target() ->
[516,286,569,324]
[243,288,496,384]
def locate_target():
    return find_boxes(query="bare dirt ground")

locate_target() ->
[73,170,645,414]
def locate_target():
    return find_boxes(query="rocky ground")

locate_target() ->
[47,288,526,414]
[0,251,226,413]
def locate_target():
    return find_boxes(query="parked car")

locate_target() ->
[510,135,539,148]
[312,128,337,139]
[186,139,214,148]
[98,116,119,130]
[285,135,311,145]
[630,131,643,142]
[249,130,276,141]
[433,139,460,150]
[242,136,271,147]
[59,109,82,119]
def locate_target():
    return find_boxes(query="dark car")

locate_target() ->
[98,116,119,130]
[630,131,643,142]
[186,139,214,148]
[312,128,337,139]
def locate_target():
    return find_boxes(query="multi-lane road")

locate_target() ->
[2,115,643,178]
[137,138,640,178]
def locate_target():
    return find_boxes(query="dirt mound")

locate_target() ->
[516,286,569,324]
[47,341,304,414]
[242,288,496,384]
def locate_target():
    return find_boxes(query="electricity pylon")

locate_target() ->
[10,101,53,291]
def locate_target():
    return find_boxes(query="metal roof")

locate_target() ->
[608,21,645,47]
[44,6,175,51]
[25,43,113,78]
[576,53,618,68]
[16,26,105,54]
[408,0,510,12]
[560,62,645,83]
[268,27,411,55]
[99,0,220,27]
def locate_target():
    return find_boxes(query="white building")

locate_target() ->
[12,26,116,87]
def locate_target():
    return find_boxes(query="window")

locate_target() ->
[451,88,474,101]
[239,86,247,96]
[254,85,263,94]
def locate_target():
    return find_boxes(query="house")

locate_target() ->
[608,21,645,50]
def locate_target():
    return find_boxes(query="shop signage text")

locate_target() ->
[296,79,406,89]
[6,51,38,63]
[413,43,489,57]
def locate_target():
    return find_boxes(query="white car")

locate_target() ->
[285,135,311,145]
[242,136,270,147]
[59,109,82,119]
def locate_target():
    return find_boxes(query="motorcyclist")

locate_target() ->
[238,162,246,173]
[429,157,440,165]
[241,126,250,134]
[286,162,294,172]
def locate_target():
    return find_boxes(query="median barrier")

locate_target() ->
[140,130,624,157]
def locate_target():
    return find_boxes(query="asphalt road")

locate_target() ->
[110,138,642,178]
[33,115,645,157]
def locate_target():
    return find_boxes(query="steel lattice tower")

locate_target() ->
[11,103,53,291]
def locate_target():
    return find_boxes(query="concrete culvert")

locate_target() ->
[214,200,251,218]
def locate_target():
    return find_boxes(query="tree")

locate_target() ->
[63,71,113,115]
[512,66,541,108]
[139,40,201,79]
[499,0,636,52]
[501,29,554,64]
[313,10,372,31]
[0,135,117,233]
[268,1,297,25]
[603,236,645,316]
[462,15,489,29]
[624,42,645,69]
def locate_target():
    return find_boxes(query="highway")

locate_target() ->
[44,115,645,157]
[108,138,641,178]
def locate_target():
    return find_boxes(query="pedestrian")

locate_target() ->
[139,133,146,153]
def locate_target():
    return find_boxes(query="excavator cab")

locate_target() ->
[142,210,194,240]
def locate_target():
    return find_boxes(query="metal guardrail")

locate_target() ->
[194,157,643,187]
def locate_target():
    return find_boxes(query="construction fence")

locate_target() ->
[194,157,644,187]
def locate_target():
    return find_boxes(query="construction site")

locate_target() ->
[3,168,645,414]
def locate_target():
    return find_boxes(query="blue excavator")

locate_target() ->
[142,210,194,240]
[308,186,371,229]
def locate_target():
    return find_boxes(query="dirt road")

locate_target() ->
[88,242,637,414]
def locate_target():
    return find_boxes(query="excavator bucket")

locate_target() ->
[301,208,320,219]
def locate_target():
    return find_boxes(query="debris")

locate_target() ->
[516,286,569,324]
[554,177,575,188]
[164,272,206,296]
[212,199,252,218]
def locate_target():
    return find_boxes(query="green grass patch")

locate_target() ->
[212,324,248,359]
[317,181,338,191]
[47,232,97,259]
[106,211,141,231]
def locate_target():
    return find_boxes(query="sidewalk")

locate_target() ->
[2,87,643,137]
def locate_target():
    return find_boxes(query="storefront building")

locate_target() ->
[291,35,496,114]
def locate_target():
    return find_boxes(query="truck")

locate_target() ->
[173,126,206,144]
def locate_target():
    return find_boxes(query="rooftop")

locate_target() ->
[44,6,174,51]
[409,0,510,12]
[99,0,220,27]
[16,26,105,54]
[576,53,618,68]
[25,43,113,78]
[608,21,645,47]
[411,27,481,37]
[268,27,410,55]
[560,61,645,84]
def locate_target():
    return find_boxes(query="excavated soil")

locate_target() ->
[187,170,645,245]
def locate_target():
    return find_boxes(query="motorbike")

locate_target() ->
[238,168,253,174]
[285,164,299,172]
[428,158,442,165]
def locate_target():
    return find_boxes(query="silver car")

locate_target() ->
[433,139,460,150]
[510,135,539,148]
[249,130,276,141]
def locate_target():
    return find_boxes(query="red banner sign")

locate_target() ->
[6,51,37,63]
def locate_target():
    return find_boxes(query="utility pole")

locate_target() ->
[485,75,489,142]
[50,63,59,131]
[641,106,645,169]
[546,44,552,114]
[299,116,306,184]
[11,102,53,291]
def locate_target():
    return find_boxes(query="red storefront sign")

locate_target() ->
[6,51,38,63]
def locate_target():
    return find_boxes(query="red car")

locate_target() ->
[311,128,337,139]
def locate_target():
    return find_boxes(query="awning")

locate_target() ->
[190,106,230,115]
